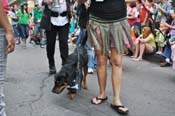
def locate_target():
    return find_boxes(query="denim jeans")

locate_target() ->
[162,45,172,59]
[18,24,29,39]
[84,44,97,69]
[76,28,86,45]
[34,23,46,45]
[12,24,20,39]
[0,28,7,116]
[40,29,46,46]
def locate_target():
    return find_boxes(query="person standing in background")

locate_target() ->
[0,0,15,115]
[8,5,20,45]
[33,3,45,47]
[17,2,30,48]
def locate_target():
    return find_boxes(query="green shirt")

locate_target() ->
[17,9,30,24]
[33,9,43,23]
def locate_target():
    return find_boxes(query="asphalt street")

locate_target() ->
[5,42,175,116]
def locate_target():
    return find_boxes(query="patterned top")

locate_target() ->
[170,20,175,36]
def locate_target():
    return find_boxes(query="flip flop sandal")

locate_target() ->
[111,104,129,115]
[91,96,108,105]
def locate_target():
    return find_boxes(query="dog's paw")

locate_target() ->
[82,84,88,89]
[82,83,88,90]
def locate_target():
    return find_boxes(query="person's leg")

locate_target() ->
[160,45,172,67]
[46,25,57,74]
[91,27,108,104]
[87,47,95,73]
[58,24,69,65]
[110,48,128,112]
[136,43,146,60]
[132,43,139,58]
[162,45,172,59]
[171,45,175,69]
[75,28,84,45]
[136,43,154,60]
[33,23,40,44]
[18,24,26,47]
[93,51,108,98]
[12,24,20,44]
[24,24,29,39]
[0,29,7,116]
[40,29,46,48]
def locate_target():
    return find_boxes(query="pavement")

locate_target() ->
[5,42,175,116]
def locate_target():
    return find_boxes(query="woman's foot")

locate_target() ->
[133,57,142,61]
[91,96,108,105]
[130,55,137,58]
[111,103,129,115]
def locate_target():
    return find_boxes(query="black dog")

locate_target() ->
[52,46,88,99]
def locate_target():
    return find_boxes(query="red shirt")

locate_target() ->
[2,0,9,14]
[139,3,151,23]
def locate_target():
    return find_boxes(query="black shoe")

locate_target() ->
[49,66,56,74]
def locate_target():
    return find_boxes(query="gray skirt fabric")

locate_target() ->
[87,18,134,54]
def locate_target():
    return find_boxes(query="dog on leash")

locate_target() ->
[52,46,88,99]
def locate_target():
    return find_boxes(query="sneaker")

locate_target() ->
[165,58,170,63]
[16,40,20,45]
[30,40,36,45]
[21,43,27,48]
[40,45,45,48]
[88,68,94,74]
[156,51,162,55]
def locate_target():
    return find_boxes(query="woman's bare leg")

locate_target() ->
[137,43,146,60]
[132,43,139,58]
[96,51,108,98]
[110,48,128,112]
[91,28,108,104]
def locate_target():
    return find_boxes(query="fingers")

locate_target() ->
[6,40,15,54]
[5,31,15,54]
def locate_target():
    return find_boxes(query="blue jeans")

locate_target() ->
[85,44,97,69]
[162,45,172,59]
[76,28,86,45]
[0,28,7,116]
[12,24,20,39]
[40,29,46,45]
[18,24,29,39]
[34,23,46,45]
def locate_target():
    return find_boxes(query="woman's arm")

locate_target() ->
[162,21,175,30]
[139,34,152,43]
[0,1,15,54]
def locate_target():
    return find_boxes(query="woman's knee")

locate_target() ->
[111,58,122,68]
[96,54,107,67]
[97,58,107,67]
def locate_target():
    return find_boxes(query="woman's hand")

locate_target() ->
[139,38,146,43]
[5,31,15,54]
